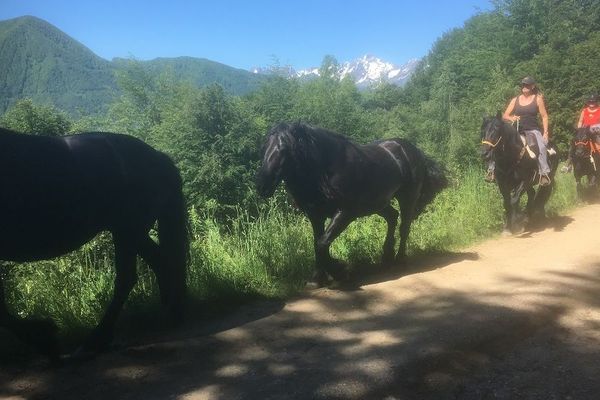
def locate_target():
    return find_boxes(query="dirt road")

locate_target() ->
[3,204,600,399]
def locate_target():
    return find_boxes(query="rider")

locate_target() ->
[563,93,600,172]
[500,76,551,186]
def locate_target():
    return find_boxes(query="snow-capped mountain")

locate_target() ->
[251,55,419,88]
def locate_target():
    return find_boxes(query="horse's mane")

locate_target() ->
[270,122,355,199]
[272,122,355,165]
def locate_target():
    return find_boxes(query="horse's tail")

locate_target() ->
[415,154,448,217]
[157,156,189,321]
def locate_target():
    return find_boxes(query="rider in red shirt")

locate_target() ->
[578,93,600,130]
[564,94,600,172]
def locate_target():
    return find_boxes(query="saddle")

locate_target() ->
[518,132,556,160]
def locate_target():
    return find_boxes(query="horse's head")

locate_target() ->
[256,123,294,197]
[480,113,505,161]
[574,126,592,158]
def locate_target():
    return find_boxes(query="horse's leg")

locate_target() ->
[534,181,554,218]
[377,204,399,267]
[396,189,420,262]
[0,269,60,362]
[524,186,536,226]
[316,211,354,281]
[79,232,138,354]
[138,235,186,325]
[499,185,512,234]
[509,182,526,233]
[576,176,583,198]
[308,215,328,286]
[0,269,9,326]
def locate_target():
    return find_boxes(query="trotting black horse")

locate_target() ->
[572,126,600,197]
[256,122,448,285]
[480,113,559,233]
[0,127,188,361]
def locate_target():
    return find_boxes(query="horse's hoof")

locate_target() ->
[326,260,349,282]
[394,254,407,267]
[307,270,330,288]
[329,279,360,291]
[501,229,512,237]
[305,280,330,290]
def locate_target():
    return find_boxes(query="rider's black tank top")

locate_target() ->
[513,95,540,131]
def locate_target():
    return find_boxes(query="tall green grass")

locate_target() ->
[2,166,581,340]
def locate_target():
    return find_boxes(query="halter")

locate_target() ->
[574,137,598,171]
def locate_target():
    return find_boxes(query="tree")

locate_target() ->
[0,98,72,135]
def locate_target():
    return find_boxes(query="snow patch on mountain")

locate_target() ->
[251,55,419,88]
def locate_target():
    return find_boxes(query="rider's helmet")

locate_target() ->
[520,76,536,87]
[586,93,599,105]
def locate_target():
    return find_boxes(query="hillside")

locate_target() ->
[0,15,116,115]
[113,57,270,96]
[0,16,270,115]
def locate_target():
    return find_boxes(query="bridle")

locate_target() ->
[481,121,504,149]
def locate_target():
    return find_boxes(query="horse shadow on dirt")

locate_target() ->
[518,214,574,237]
[0,294,286,369]
[348,251,480,288]
[3,262,600,400]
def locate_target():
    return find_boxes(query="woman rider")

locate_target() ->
[563,93,600,172]
[501,76,551,186]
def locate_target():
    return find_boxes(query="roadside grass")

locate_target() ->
[2,166,582,346]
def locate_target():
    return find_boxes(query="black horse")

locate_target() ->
[0,127,188,361]
[572,126,600,197]
[256,122,448,285]
[480,114,559,233]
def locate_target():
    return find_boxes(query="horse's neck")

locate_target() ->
[496,124,522,163]
[284,135,345,203]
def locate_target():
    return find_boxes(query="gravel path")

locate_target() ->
[2,204,600,399]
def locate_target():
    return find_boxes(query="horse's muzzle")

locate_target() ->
[480,145,493,161]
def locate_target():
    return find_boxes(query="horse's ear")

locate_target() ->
[496,110,502,119]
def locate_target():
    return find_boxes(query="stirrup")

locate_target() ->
[539,174,551,186]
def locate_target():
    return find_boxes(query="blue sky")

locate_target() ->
[0,0,493,70]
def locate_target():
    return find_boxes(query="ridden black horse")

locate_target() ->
[256,122,448,285]
[0,127,188,361]
[480,113,559,233]
[572,126,600,197]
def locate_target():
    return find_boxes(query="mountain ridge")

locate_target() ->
[1,15,416,115]
[0,16,270,115]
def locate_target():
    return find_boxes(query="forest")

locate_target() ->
[0,0,597,343]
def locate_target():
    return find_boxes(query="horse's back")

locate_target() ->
[0,130,177,261]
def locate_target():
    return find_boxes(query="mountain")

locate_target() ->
[0,16,269,115]
[0,15,117,115]
[337,55,419,88]
[252,55,419,88]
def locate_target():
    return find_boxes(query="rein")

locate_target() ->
[481,136,502,147]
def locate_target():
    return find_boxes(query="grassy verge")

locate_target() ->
[2,166,581,345]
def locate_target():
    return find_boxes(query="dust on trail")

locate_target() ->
[3,205,600,400]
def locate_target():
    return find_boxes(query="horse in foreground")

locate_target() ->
[480,114,558,233]
[256,122,448,286]
[0,127,188,361]
[572,126,600,198]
